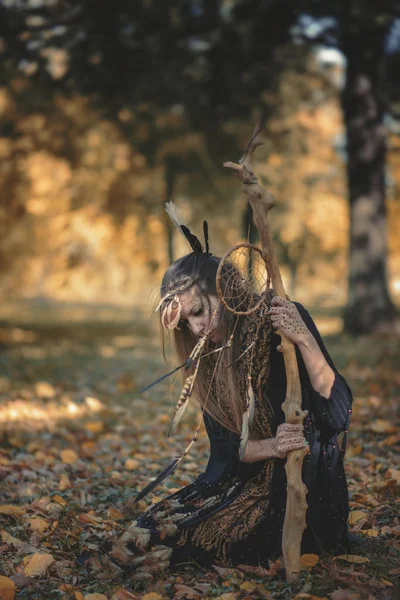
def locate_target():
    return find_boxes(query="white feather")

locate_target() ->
[165,201,186,236]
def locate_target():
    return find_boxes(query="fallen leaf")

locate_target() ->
[0,576,15,600]
[141,594,164,600]
[61,449,79,464]
[348,510,369,525]
[35,381,55,398]
[240,581,256,592]
[107,507,124,520]
[75,592,85,600]
[236,564,271,576]
[52,495,67,506]
[300,553,319,567]
[85,421,104,433]
[334,555,370,564]
[1,530,37,553]
[24,553,54,576]
[28,517,48,533]
[0,505,24,516]
[214,594,237,600]
[84,595,109,600]
[369,419,397,434]
[125,458,140,470]
[213,565,237,578]
[331,590,362,600]
[111,590,138,600]
[174,584,200,599]
[59,473,72,491]
[385,468,400,482]
[360,528,379,537]
[255,584,272,599]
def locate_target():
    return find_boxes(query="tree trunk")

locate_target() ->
[341,57,396,333]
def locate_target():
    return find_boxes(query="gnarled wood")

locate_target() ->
[224,126,308,581]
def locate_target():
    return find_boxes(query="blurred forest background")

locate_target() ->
[0,0,399,333]
[1,3,400,599]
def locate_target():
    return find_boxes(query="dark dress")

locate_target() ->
[113,304,352,575]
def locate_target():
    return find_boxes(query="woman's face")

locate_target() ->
[179,286,223,343]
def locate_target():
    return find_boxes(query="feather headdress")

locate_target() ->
[165,201,203,253]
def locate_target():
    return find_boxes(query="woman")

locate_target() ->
[111,249,352,580]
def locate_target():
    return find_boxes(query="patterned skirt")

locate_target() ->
[110,459,279,580]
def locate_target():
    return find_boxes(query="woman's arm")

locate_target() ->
[242,422,308,463]
[270,298,352,433]
[270,297,334,398]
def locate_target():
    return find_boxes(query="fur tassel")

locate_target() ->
[165,201,203,253]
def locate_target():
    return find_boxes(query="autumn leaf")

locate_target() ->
[330,590,362,600]
[141,594,165,600]
[240,581,256,592]
[61,448,79,464]
[0,505,24,516]
[214,594,238,600]
[1,530,37,553]
[111,590,138,600]
[174,584,201,599]
[369,419,397,434]
[52,494,67,506]
[0,576,16,600]
[84,595,109,600]
[125,458,140,470]
[28,516,48,533]
[300,553,319,567]
[24,552,54,576]
[348,510,368,525]
[334,555,371,564]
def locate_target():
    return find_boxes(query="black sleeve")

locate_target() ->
[193,412,240,490]
[294,303,353,435]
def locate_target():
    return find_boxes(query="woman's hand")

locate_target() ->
[270,423,308,459]
[269,296,311,345]
[241,423,308,462]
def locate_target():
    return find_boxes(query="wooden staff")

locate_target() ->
[224,127,309,582]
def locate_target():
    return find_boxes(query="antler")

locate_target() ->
[224,124,308,582]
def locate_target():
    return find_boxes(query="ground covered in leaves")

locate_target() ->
[0,306,399,600]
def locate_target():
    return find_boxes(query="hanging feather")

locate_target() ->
[167,374,195,437]
[203,220,210,255]
[238,377,256,461]
[185,333,208,370]
[134,424,201,503]
[238,410,250,462]
[165,201,203,253]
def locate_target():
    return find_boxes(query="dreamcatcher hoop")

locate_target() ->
[216,243,270,316]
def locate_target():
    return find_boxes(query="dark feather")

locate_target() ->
[134,457,180,503]
[181,225,203,254]
[139,361,186,393]
[203,220,210,255]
